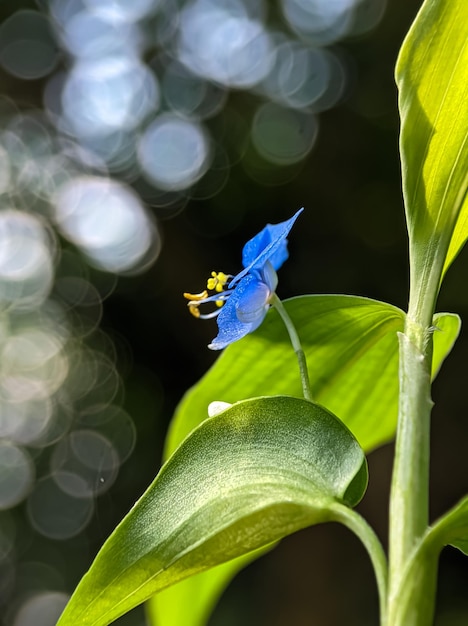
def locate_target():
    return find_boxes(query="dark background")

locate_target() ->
[1,0,467,624]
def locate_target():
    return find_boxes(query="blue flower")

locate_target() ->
[184,209,303,350]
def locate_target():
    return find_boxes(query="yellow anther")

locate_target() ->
[207,271,228,293]
[187,302,201,318]
[183,290,208,301]
[216,300,224,308]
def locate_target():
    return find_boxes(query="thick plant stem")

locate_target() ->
[387,319,434,625]
[270,294,313,402]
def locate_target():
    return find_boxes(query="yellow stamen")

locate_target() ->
[183,290,208,301]
[184,272,230,320]
[187,302,201,318]
[207,271,228,292]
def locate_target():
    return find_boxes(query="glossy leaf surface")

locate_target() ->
[167,296,459,455]
[152,297,459,626]
[57,396,367,626]
[396,0,468,306]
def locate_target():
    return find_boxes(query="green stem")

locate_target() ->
[387,317,434,625]
[270,294,313,401]
[331,503,388,624]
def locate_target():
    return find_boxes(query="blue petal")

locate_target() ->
[208,274,269,350]
[232,208,303,288]
[236,277,270,323]
[242,225,288,271]
[259,260,278,293]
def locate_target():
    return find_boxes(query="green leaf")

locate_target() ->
[167,296,458,455]
[57,396,367,626]
[439,498,468,556]
[432,312,461,377]
[396,0,468,313]
[151,296,459,626]
[388,495,468,625]
[146,553,265,626]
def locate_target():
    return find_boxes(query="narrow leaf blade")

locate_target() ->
[396,0,468,291]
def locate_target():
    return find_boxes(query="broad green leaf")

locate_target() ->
[146,553,264,626]
[388,495,468,625]
[437,497,468,556]
[56,396,367,626]
[396,0,468,306]
[151,297,459,626]
[167,296,459,455]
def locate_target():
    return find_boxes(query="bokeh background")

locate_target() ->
[0,0,467,624]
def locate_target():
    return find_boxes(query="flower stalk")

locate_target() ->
[331,503,388,624]
[270,293,313,402]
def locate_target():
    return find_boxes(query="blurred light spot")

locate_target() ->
[62,348,120,410]
[251,103,319,164]
[281,0,357,45]
[163,62,227,120]
[138,114,211,191]
[0,398,53,446]
[5,113,53,160]
[349,0,387,36]
[15,561,65,596]
[27,475,94,539]
[190,146,230,200]
[78,405,136,463]
[260,42,333,110]
[74,129,137,172]
[0,10,59,80]
[0,443,34,510]
[135,178,189,216]
[60,10,140,59]
[47,0,88,29]
[12,591,69,626]
[53,176,160,273]
[0,211,55,311]
[31,400,74,449]
[1,328,68,402]
[149,0,180,46]
[61,56,159,138]
[76,353,122,409]
[0,511,16,562]
[55,277,103,337]
[84,0,161,23]
[51,430,119,497]
[178,0,274,87]
[35,299,72,346]
[211,108,250,166]
[307,50,348,113]
[15,158,56,204]
[0,145,11,194]
[56,136,109,175]
[1,114,61,203]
